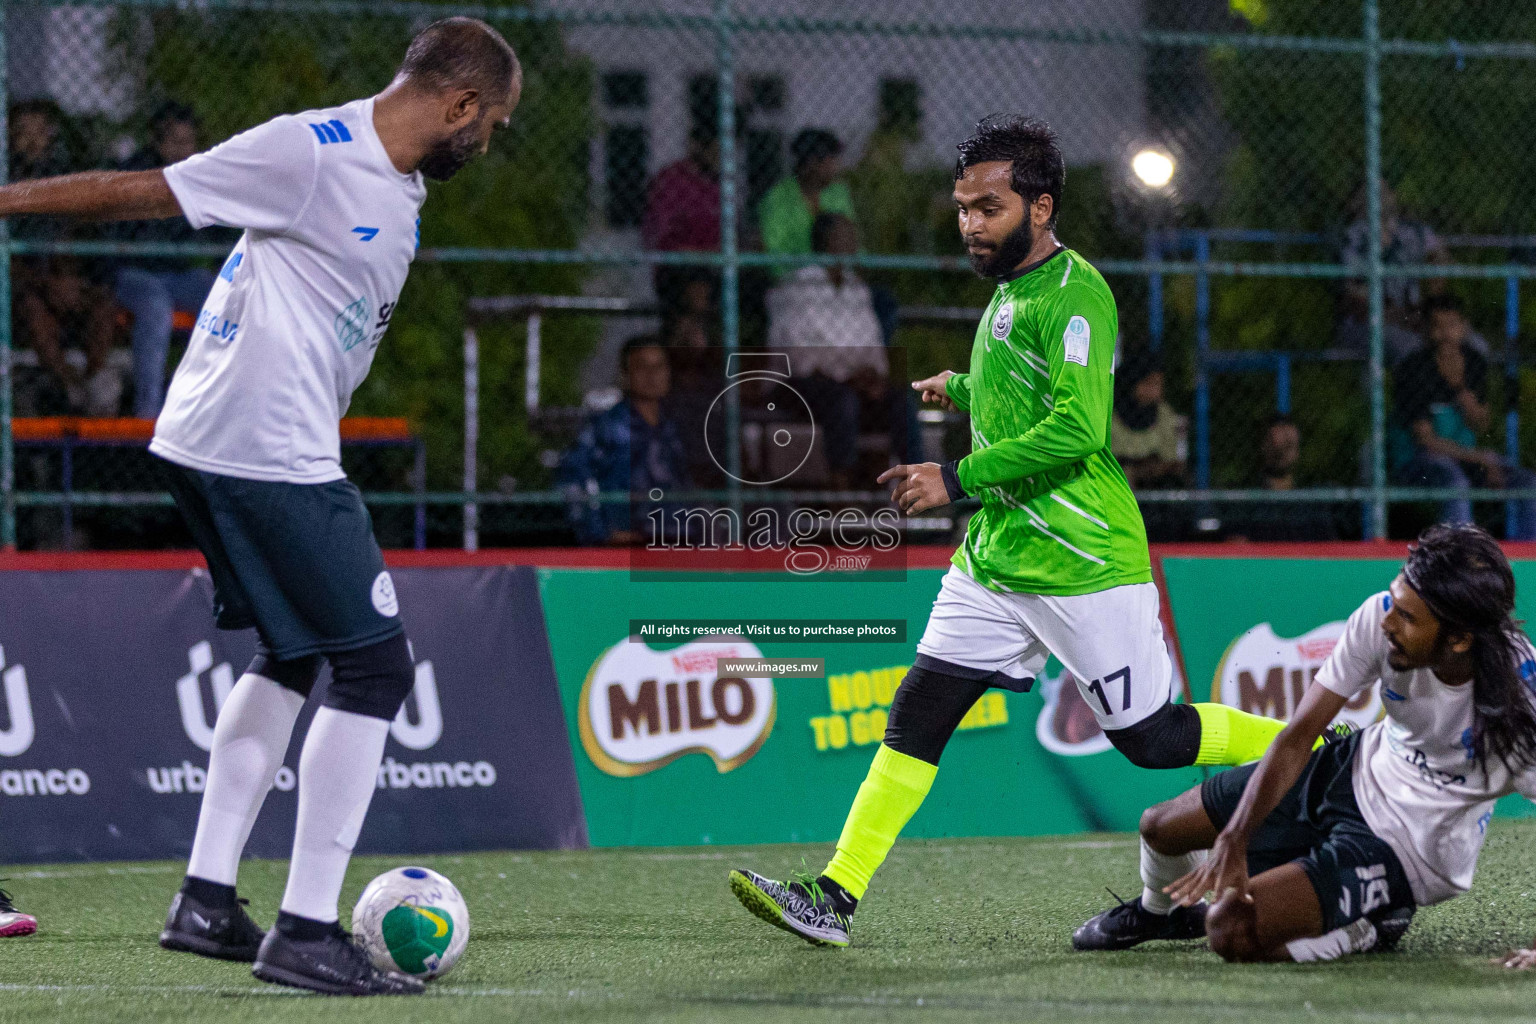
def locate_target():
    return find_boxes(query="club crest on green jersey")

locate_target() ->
[1063,315,1090,366]
[991,302,1014,341]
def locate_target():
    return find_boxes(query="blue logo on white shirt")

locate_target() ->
[308,119,353,145]
[1383,687,1406,701]
[217,252,243,282]
[351,226,379,242]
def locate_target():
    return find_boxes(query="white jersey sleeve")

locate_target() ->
[1315,592,1389,700]
[163,115,320,233]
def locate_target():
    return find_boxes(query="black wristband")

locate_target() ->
[940,460,968,503]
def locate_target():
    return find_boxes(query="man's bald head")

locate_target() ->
[398,17,520,103]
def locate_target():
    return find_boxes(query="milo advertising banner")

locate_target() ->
[538,568,1201,847]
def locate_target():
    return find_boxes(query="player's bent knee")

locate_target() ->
[1105,702,1202,770]
[1139,803,1172,846]
[1206,893,1262,963]
[322,631,414,721]
[248,651,325,698]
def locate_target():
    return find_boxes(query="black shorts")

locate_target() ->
[160,457,404,660]
[1201,732,1416,942]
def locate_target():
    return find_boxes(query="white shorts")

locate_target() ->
[915,566,1174,732]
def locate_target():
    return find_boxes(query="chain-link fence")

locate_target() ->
[4,0,1535,550]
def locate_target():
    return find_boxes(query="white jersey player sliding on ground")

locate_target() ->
[0,18,520,995]
[1074,523,1536,966]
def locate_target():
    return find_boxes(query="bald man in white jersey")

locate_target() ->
[1075,524,1536,967]
[0,18,520,995]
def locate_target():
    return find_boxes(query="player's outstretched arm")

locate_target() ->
[0,170,182,223]
[1166,682,1346,908]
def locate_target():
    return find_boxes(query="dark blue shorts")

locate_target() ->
[160,457,404,660]
[1201,732,1416,942]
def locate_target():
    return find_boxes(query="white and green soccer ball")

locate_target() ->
[352,866,470,980]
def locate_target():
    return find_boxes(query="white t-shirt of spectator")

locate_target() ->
[766,265,888,382]
[153,97,426,483]
[1341,218,1441,312]
[1315,590,1536,906]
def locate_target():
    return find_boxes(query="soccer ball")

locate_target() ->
[352,866,470,979]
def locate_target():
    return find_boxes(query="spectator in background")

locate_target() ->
[113,102,218,418]
[15,255,122,416]
[1339,179,1449,365]
[8,100,73,244]
[1111,349,1186,489]
[558,336,690,545]
[759,129,856,258]
[766,213,890,485]
[1220,416,1341,541]
[1391,304,1536,538]
[642,125,720,327]
[1426,292,1490,358]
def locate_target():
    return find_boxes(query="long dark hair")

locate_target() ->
[1404,524,1536,772]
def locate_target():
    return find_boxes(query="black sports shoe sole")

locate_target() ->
[252,959,423,996]
[160,927,261,963]
[728,870,848,948]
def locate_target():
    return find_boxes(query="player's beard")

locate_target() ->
[418,118,484,182]
[967,218,1035,278]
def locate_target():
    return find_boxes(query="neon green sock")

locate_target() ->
[822,743,937,899]
[1193,703,1288,766]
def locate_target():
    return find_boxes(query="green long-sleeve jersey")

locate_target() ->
[944,247,1151,595]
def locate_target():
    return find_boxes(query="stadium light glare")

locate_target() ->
[1132,149,1176,189]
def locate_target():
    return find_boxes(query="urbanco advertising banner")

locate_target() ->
[538,568,1200,847]
[0,565,587,863]
[1158,553,1536,821]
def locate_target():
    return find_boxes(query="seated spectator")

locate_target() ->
[8,99,73,245]
[113,102,219,418]
[1220,416,1341,542]
[1111,349,1186,489]
[642,125,720,327]
[1338,179,1449,365]
[14,254,122,416]
[1425,292,1490,357]
[1391,309,1536,539]
[766,213,890,486]
[557,336,691,545]
[759,129,856,259]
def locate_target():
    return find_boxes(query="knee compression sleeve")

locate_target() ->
[322,633,415,721]
[247,651,325,699]
[883,663,993,765]
[1105,701,1203,769]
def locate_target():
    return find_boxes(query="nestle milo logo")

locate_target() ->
[577,636,776,777]
[1213,621,1380,730]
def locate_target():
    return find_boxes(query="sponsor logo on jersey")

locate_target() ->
[336,296,369,351]
[352,226,380,242]
[0,644,91,796]
[195,309,240,342]
[218,251,243,282]
[1212,621,1382,731]
[578,637,775,776]
[1063,315,1091,366]
[991,302,1014,341]
[372,570,399,617]
[308,119,353,145]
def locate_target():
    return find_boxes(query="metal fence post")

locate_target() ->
[714,0,742,501]
[463,325,479,552]
[1363,0,1387,539]
[0,6,13,552]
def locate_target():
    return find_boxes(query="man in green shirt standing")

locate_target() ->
[729,115,1297,950]
[758,129,856,257]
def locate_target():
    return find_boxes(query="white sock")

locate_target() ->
[279,707,390,923]
[186,674,306,887]
[1140,836,1207,915]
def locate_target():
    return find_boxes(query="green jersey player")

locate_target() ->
[730,115,1296,949]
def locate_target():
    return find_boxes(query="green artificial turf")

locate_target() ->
[5,824,1536,1023]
